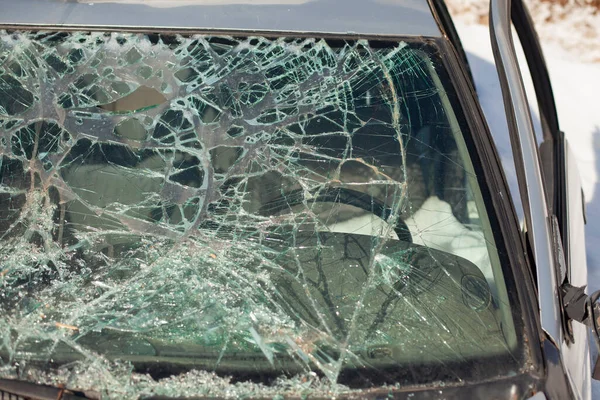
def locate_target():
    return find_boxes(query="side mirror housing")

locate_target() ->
[587,290,600,380]
[560,285,600,380]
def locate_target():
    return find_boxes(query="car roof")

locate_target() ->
[0,0,442,38]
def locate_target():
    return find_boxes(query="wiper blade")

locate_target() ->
[0,378,92,400]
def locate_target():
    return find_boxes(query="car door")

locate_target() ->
[489,0,590,398]
[509,2,590,398]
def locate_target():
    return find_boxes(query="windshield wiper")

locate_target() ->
[0,378,92,400]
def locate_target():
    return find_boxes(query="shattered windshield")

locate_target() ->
[0,31,524,398]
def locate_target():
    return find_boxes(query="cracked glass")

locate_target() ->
[0,31,524,398]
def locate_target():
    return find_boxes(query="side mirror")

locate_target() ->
[587,290,600,380]
[560,284,600,380]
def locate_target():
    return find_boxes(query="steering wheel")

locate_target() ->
[260,186,412,243]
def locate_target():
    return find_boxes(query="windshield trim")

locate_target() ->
[0,24,441,42]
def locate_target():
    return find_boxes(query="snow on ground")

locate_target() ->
[453,21,600,398]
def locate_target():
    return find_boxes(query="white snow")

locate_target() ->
[453,20,600,398]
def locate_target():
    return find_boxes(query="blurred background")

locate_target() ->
[449,0,600,62]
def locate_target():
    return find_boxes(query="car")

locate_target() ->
[0,0,598,399]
